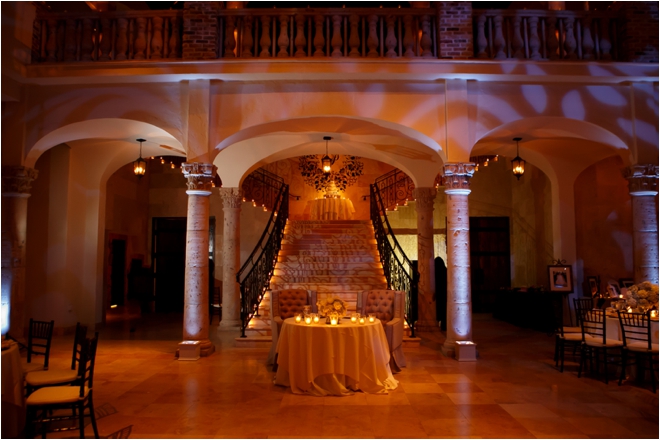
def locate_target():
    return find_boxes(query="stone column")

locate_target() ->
[442,163,475,356]
[1,166,38,338]
[218,187,242,331]
[624,164,659,284]
[413,187,438,332]
[181,163,216,357]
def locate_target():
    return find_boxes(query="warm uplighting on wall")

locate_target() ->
[321,136,333,173]
[511,137,525,180]
[133,138,147,178]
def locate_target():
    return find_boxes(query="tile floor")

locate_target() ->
[34,311,659,439]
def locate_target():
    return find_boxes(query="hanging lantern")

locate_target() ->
[133,138,147,178]
[321,136,332,173]
[511,137,525,180]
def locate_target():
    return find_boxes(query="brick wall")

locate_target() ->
[182,1,221,60]
[614,1,659,63]
[437,1,473,59]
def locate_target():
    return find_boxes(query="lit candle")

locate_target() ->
[359,317,365,325]
[651,310,658,319]
[305,316,312,325]
[368,315,375,323]
[330,318,338,326]
[313,315,320,323]
[619,294,623,299]
[350,314,358,323]
[627,307,633,313]
[295,314,302,323]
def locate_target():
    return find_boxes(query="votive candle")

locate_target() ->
[295,314,302,323]
[359,317,365,325]
[313,315,320,323]
[651,310,658,318]
[350,316,357,323]
[305,316,312,325]
[330,318,338,326]
[368,315,375,323]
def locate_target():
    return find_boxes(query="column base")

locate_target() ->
[217,319,242,331]
[415,320,441,333]
[199,339,215,357]
[441,341,456,358]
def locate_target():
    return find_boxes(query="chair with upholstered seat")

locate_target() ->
[357,290,406,372]
[553,296,581,372]
[23,319,55,373]
[268,289,317,367]
[578,308,623,383]
[26,333,100,439]
[25,323,88,396]
[617,310,659,392]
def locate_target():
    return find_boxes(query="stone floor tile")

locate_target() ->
[500,403,561,418]
[400,382,444,393]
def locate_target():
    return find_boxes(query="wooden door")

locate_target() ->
[152,218,187,313]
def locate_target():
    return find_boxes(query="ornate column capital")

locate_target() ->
[624,164,659,196]
[2,166,38,197]
[181,162,216,194]
[219,187,243,209]
[412,187,437,211]
[442,163,475,194]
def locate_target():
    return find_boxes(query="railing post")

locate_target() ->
[511,15,524,58]
[385,15,397,57]
[46,19,58,62]
[151,16,164,59]
[294,14,306,57]
[348,14,360,57]
[528,15,541,60]
[493,14,506,59]
[313,14,325,57]
[546,15,559,60]
[259,15,271,57]
[331,14,343,57]
[581,16,594,60]
[475,14,488,58]
[420,14,433,57]
[277,14,290,57]
[134,17,147,60]
[367,14,379,57]
[402,14,415,58]
[169,16,181,58]
[598,17,611,60]
[564,15,577,59]
[224,15,236,58]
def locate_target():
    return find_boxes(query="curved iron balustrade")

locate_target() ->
[237,174,289,338]
[370,171,418,337]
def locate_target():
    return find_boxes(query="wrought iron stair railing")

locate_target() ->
[370,170,418,337]
[237,172,289,338]
[242,168,286,212]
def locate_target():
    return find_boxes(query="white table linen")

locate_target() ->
[308,198,355,220]
[2,341,25,438]
[274,317,398,396]
[605,316,659,344]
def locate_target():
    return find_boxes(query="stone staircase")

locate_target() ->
[235,219,418,347]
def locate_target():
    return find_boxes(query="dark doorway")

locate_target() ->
[470,217,511,313]
[110,239,127,306]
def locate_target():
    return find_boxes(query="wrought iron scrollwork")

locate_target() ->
[374,168,415,211]
[242,168,285,211]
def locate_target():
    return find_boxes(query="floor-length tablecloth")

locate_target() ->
[308,198,355,220]
[274,318,398,396]
[605,316,659,344]
[2,341,25,438]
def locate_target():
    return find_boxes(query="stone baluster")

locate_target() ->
[420,14,433,57]
[581,17,594,60]
[442,163,476,356]
[367,14,379,57]
[2,166,38,342]
[114,18,128,60]
[294,14,306,57]
[564,16,577,59]
[402,15,414,57]
[412,187,437,332]
[46,19,58,62]
[134,17,147,60]
[313,14,325,56]
[493,14,506,59]
[385,15,397,57]
[546,16,559,60]
[511,15,524,58]
[98,18,112,61]
[348,14,360,57]
[151,16,163,59]
[598,17,611,60]
[528,16,541,60]
[331,15,343,57]
[224,16,236,58]
[180,163,216,357]
[260,15,271,57]
[169,16,181,58]
[64,19,77,61]
[242,15,254,57]
[624,165,659,285]
[218,187,243,331]
[277,15,289,57]
[81,18,94,61]
[476,14,488,58]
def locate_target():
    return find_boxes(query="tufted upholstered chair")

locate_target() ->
[357,290,406,372]
[267,289,317,366]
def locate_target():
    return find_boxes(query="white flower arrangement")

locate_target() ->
[317,297,347,318]
[625,281,659,311]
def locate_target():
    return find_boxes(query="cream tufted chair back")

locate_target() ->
[267,289,317,367]
[357,289,407,372]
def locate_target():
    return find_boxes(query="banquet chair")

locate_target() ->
[25,323,88,396]
[552,297,582,372]
[26,333,100,439]
[578,308,623,384]
[268,289,318,367]
[617,310,659,392]
[357,290,406,372]
[574,297,594,324]
[23,319,55,373]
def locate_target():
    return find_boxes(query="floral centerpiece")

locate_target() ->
[317,297,348,319]
[624,281,659,312]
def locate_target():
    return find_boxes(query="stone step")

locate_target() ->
[288,220,370,225]
[271,283,388,292]
[274,262,383,271]
[276,255,379,263]
[282,237,377,245]
[270,275,386,285]
[273,268,383,277]
[278,249,379,258]
[281,243,378,251]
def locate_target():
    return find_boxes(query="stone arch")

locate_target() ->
[212,116,446,188]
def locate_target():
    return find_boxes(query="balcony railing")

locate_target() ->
[473,9,620,61]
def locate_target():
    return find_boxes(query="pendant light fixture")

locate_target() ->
[511,137,525,180]
[321,136,332,173]
[133,138,147,177]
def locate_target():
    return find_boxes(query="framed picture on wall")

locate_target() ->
[619,279,634,289]
[607,280,622,298]
[548,265,573,293]
[586,276,600,298]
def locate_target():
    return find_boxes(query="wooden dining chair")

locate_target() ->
[267,289,317,368]
[26,333,100,439]
[357,290,406,372]
[25,323,88,396]
[617,310,659,392]
[578,308,623,383]
[552,296,582,372]
[23,319,55,373]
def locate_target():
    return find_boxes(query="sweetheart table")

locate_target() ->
[274,317,398,396]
